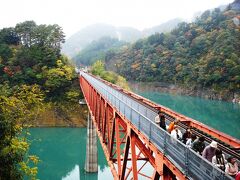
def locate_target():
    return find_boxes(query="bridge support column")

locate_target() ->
[85,112,98,172]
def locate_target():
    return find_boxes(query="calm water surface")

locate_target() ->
[29,128,112,180]
[135,91,240,139]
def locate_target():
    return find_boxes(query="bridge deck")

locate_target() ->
[79,71,239,180]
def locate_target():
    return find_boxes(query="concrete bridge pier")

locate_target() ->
[85,112,98,172]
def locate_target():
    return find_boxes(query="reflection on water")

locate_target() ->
[29,128,155,180]
[135,90,240,139]
[61,165,112,180]
[29,128,113,180]
[62,165,80,180]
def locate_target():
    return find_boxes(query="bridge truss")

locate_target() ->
[79,72,239,180]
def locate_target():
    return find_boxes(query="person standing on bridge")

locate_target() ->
[182,128,192,144]
[171,125,182,140]
[212,149,226,171]
[192,136,205,155]
[155,111,166,130]
[186,134,197,148]
[202,140,218,162]
[168,118,180,133]
[225,156,238,178]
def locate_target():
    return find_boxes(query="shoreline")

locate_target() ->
[129,81,240,103]
[28,103,88,128]
[29,125,87,128]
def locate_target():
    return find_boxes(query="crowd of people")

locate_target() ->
[155,111,239,179]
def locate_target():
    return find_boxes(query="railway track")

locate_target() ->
[163,113,240,160]
[123,91,240,161]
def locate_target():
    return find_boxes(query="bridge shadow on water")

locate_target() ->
[28,128,112,180]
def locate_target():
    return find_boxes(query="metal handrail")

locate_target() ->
[81,72,233,180]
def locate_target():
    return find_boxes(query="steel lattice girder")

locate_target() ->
[80,75,187,180]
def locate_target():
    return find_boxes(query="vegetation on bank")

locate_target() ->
[0,21,82,179]
[0,84,43,179]
[91,60,130,90]
[74,6,240,100]
[105,8,240,97]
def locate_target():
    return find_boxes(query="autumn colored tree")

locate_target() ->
[0,84,44,180]
[0,21,80,179]
[103,7,240,97]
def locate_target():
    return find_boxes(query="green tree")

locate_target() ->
[91,60,105,76]
[0,28,20,45]
[43,60,75,98]
[0,84,44,180]
[91,60,130,90]
[15,21,37,47]
[0,44,13,63]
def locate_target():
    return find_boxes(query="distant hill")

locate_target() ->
[104,7,240,98]
[62,20,182,57]
[142,18,183,37]
[73,36,127,66]
[62,24,141,57]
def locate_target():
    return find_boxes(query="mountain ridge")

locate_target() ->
[103,7,240,101]
[62,24,141,57]
[62,19,183,57]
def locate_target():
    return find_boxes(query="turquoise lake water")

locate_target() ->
[29,90,240,179]
[137,91,240,139]
[29,128,112,180]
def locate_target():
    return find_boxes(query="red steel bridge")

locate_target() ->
[79,71,240,180]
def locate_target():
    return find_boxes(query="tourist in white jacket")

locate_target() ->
[212,149,227,171]
[171,125,182,140]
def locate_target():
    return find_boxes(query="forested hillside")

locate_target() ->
[0,21,82,102]
[0,21,82,179]
[62,24,141,57]
[105,7,240,98]
[142,18,182,37]
[73,37,127,66]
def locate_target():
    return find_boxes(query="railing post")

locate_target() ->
[130,108,133,122]
[184,147,189,177]
[163,132,167,155]
[149,122,152,140]
[138,114,140,129]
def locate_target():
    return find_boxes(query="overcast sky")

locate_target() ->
[0,0,234,38]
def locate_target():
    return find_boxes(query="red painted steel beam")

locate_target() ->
[88,73,240,149]
[115,116,123,177]
[121,136,130,180]
[130,131,138,180]
[80,75,188,179]
[81,76,120,178]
